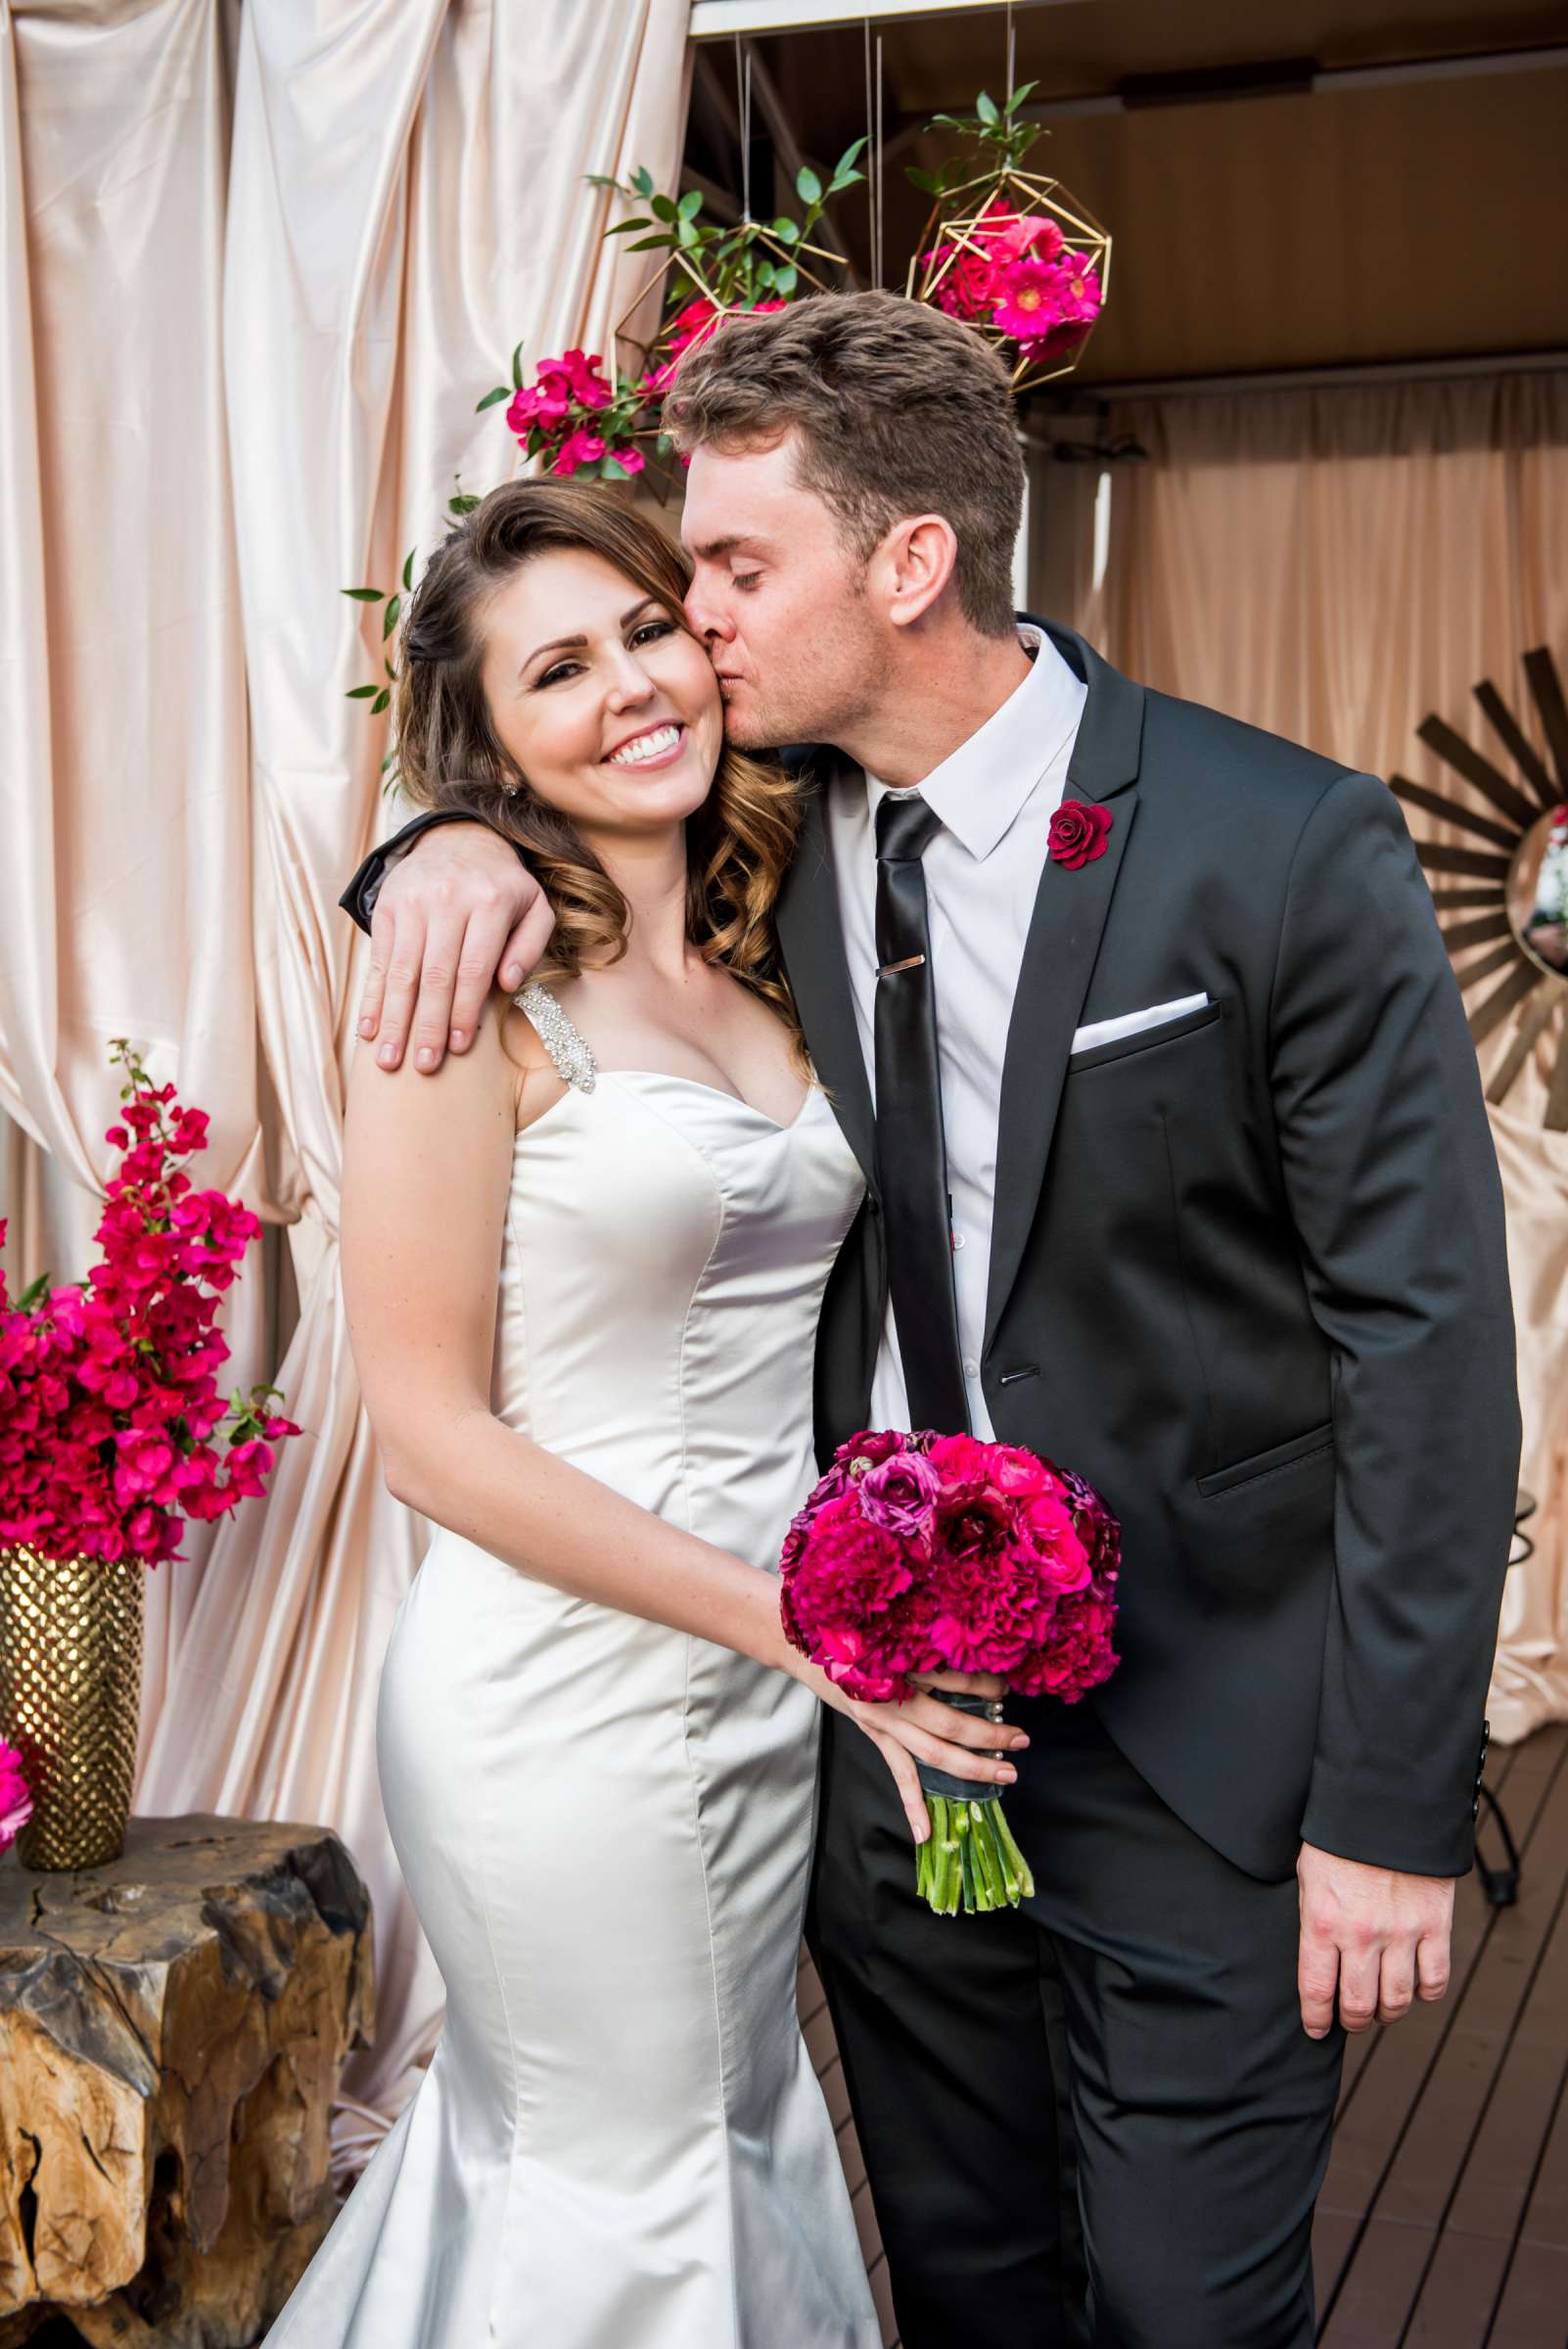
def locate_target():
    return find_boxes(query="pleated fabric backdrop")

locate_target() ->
[0,0,690,2142]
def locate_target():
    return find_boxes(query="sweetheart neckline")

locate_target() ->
[514,1069,826,1146]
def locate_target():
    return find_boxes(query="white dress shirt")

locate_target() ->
[825,625,1086,1440]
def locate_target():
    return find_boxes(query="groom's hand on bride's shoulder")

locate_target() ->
[358,823,553,1074]
[1296,1842,1455,2040]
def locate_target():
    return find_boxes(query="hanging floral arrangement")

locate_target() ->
[343,93,1112,746]
[342,145,866,760]
[905,83,1112,388]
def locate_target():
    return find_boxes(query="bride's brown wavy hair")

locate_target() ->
[394,478,804,1048]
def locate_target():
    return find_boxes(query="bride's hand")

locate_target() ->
[805,1665,1028,1844]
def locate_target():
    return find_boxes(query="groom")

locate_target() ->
[340,294,1519,2346]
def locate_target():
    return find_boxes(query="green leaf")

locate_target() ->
[678,187,703,220]
[385,657,396,678]
[476,384,512,411]
[401,547,416,591]
[342,586,384,602]
[771,215,800,244]
[599,455,629,481]
[905,167,942,195]
[835,136,869,175]
[626,234,671,253]
[650,191,679,223]
[382,594,400,640]
[605,215,653,236]
[346,683,379,699]
[1005,80,1038,114]
[774,263,798,298]
[795,163,822,206]
[827,169,865,196]
[976,90,998,125]
[755,258,776,289]
[449,491,481,516]
[656,433,673,458]
[510,340,525,390]
[632,165,655,198]
[371,689,391,715]
[678,216,699,249]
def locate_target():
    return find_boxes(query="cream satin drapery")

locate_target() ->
[0,0,267,1750]
[1058,370,1568,1743]
[2,0,691,2131]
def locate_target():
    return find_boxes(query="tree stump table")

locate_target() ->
[0,1816,375,2349]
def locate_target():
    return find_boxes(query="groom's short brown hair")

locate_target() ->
[665,291,1024,638]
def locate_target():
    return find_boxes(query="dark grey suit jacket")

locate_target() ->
[341,622,1520,1882]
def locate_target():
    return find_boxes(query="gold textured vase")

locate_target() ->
[0,1542,144,1869]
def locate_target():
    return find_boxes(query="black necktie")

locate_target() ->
[874,792,971,1436]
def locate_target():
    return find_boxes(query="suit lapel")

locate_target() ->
[775,752,879,1193]
[984,625,1146,1353]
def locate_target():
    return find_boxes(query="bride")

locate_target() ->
[267,480,1024,2348]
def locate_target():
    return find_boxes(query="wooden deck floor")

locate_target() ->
[802,1721,1568,2349]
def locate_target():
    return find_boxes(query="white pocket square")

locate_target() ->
[1071,993,1210,1055]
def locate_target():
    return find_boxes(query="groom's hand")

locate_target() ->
[359,823,553,1074]
[1296,1841,1455,2039]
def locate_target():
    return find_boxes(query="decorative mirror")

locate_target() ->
[1395,647,1568,1129]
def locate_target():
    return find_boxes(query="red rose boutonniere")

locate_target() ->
[1047,800,1113,869]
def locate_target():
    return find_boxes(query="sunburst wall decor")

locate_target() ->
[1394,647,1568,1130]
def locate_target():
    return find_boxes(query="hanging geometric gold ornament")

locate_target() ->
[614,227,846,397]
[1396,647,1568,1128]
[594,143,868,489]
[906,161,1113,392]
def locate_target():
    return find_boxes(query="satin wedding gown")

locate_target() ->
[268,985,879,2349]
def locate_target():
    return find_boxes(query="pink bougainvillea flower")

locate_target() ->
[551,430,607,477]
[560,348,611,409]
[0,1740,33,1850]
[608,444,647,476]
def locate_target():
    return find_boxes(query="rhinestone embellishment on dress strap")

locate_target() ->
[516,982,597,1093]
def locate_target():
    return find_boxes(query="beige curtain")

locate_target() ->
[0,0,269,1745]
[1059,371,1568,1742]
[2,0,691,2137]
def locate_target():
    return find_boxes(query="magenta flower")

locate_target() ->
[858,1450,943,1545]
[778,1426,1120,1719]
[0,1048,301,1566]
[0,1741,33,1851]
[551,430,607,477]
[992,253,1068,342]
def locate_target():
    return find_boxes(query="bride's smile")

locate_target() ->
[479,549,722,849]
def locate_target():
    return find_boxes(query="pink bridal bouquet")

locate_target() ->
[780,1430,1120,1916]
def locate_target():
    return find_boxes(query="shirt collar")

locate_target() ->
[862,623,1084,861]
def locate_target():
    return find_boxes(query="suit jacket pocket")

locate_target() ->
[1197,1420,1335,1499]
[1067,998,1222,1074]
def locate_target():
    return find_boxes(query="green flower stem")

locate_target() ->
[958,1808,977,1913]
[992,1802,1037,1900]
[972,1804,1007,1908]
[914,1795,1035,1916]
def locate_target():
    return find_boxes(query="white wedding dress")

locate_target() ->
[267,987,878,2349]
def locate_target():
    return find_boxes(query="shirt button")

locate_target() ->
[963,1360,980,1379]
[951,1232,966,1251]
